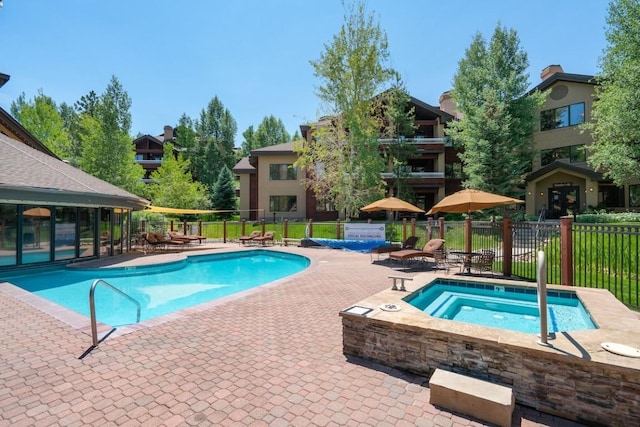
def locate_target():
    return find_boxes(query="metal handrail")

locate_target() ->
[89,279,141,347]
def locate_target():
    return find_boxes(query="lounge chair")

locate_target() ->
[238,230,262,245]
[253,231,275,246]
[389,238,446,268]
[168,230,205,244]
[370,236,419,262]
[142,232,185,251]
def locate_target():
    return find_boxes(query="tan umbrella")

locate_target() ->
[426,189,523,254]
[361,197,424,242]
[361,197,424,213]
[427,189,523,215]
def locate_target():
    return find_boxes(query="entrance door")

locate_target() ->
[548,186,580,218]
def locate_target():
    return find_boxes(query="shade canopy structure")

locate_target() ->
[23,207,51,217]
[145,206,222,215]
[361,197,425,214]
[426,189,523,215]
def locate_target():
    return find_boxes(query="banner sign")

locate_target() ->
[344,223,385,241]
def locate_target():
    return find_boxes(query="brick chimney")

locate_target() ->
[439,90,462,119]
[163,125,174,141]
[540,65,564,81]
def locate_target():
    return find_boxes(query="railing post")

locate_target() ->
[223,220,227,243]
[402,218,407,242]
[438,217,445,240]
[183,220,187,235]
[284,219,289,239]
[427,218,433,240]
[198,220,203,237]
[336,219,341,240]
[411,218,416,238]
[308,219,313,238]
[464,217,472,253]
[170,220,174,232]
[141,219,146,233]
[503,218,513,277]
[560,216,574,286]
[261,219,265,235]
[241,219,246,237]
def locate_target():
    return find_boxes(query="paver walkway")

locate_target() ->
[0,244,584,426]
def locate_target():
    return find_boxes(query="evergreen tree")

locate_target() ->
[211,166,237,219]
[195,96,237,196]
[174,114,201,181]
[77,76,144,195]
[146,143,210,209]
[447,24,545,198]
[586,0,640,185]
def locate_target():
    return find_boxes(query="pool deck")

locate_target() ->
[0,243,606,426]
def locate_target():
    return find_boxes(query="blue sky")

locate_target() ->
[1,0,609,145]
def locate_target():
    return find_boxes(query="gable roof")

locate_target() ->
[250,141,296,156]
[232,156,255,174]
[525,160,603,182]
[528,73,596,94]
[409,96,455,122]
[0,133,148,209]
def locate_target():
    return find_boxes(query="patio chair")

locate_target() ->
[471,249,495,275]
[253,231,275,246]
[389,238,445,268]
[370,236,419,262]
[238,230,262,245]
[168,230,205,244]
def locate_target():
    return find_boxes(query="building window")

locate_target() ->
[540,102,585,131]
[270,196,297,212]
[445,163,464,179]
[570,145,587,163]
[316,197,335,212]
[269,164,297,180]
[630,185,640,207]
[540,145,585,166]
[598,185,625,208]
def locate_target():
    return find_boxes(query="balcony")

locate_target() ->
[380,171,445,179]
[135,159,163,165]
[377,137,448,145]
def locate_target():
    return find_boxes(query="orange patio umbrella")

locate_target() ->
[361,197,424,214]
[427,189,523,253]
[427,189,523,215]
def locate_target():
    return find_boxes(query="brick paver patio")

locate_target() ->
[0,244,584,426]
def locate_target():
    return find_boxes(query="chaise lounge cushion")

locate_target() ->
[389,238,445,260]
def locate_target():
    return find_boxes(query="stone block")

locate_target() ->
[429,369,514,427]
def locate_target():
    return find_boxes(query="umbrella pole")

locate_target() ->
[464,217,472,253]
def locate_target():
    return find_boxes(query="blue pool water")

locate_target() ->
[2,250,309,327]
[404,279,596,334]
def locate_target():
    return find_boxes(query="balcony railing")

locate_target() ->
[380,172,445,179]
[377,137,448,145]
[135,159,163,165]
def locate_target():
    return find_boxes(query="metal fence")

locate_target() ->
[133,217,640,309]
[572,223,640,308]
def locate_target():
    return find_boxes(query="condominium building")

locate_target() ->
[233,97,459,221]
[524,65,640,218]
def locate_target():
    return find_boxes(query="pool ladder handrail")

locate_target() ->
[89,279,141,347]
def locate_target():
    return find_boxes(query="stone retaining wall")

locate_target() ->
[342,315,640,426]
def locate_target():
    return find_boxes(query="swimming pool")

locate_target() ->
[404,278,596,333]
[1,250,309,327]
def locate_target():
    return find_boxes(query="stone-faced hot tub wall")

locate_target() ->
[341,280,640,426]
